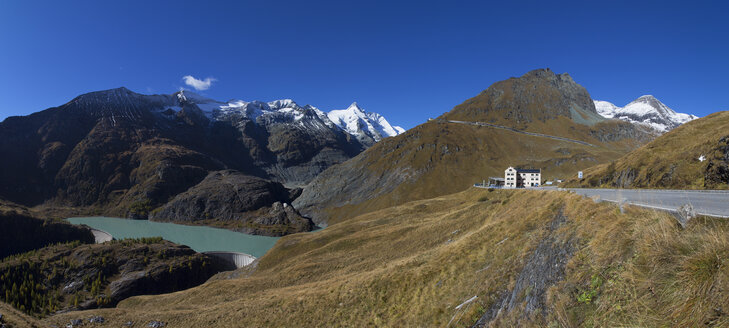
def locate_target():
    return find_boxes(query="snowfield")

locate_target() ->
[594,95,697,132]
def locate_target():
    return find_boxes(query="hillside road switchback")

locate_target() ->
[436,119,597,147]
[554,188,729,218]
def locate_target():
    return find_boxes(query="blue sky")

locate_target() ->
[1,0,727,129]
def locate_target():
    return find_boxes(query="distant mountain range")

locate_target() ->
[0,87,403,235]
[173,90,405,145]
[594,95,697,132]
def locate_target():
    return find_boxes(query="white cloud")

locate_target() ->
[182,75,216,91]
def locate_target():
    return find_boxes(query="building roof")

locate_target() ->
[516,168,541,173]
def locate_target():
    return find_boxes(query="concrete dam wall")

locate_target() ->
[203,251,257,268]
[83,225,257,269]
[89,228,113,243]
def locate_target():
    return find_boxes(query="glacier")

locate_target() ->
[594,95,697,132]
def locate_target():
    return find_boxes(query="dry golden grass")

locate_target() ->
[321,118,637,224]
[0,301,43,327]
[40,189,729,327]
[565,111,729,189]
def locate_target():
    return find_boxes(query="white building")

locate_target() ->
[504,166,541,188]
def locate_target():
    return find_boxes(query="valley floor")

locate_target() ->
[39,188,729,327]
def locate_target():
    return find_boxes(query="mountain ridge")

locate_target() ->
[294,69,655,224]
[169,89,405,141]
[594,95,697,132]
[0,87,383,235]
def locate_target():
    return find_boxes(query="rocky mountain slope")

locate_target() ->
[294,69,655,224]
[149,170,312,236]
[0,88,402,235]
[327,102,405,146]
[594,95,697,132]
[0,238,229,317]
[565,111,729,189]
[43,189,729,327]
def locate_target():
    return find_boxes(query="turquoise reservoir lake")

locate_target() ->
[66,217,280,258]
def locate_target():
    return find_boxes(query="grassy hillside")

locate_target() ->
[43,189,729,327]
[565,111,729,189]
[0,301,43,328]
[294,69,653,224]
[314,119,644,225]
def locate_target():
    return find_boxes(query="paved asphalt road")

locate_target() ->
[558,188,729,218]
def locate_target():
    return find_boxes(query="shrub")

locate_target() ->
[576,274,603,304]
[129,199,153,217]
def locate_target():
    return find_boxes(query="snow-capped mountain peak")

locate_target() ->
[327,102,405,146]
[82,87,404,147]
[347,102,363,111]
[594,96,697,132]
[268,99,300,110]
[594,100,620,119]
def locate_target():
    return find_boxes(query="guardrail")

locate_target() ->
[558,188,729,219]
[558,187,729,194]
[473,184,504,189]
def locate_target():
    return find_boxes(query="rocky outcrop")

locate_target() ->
[704,135,729,187]
[293,143,417,225]
[474,208,574,326]
[0,238,229,317]
[238,201,313,236]
[150,170,313,236]
[589,120,657,144]
[105,244,230,303]
[150,170,291,221]
[445,68,604,126]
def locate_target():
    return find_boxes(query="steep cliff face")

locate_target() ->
[295,69,654,224]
